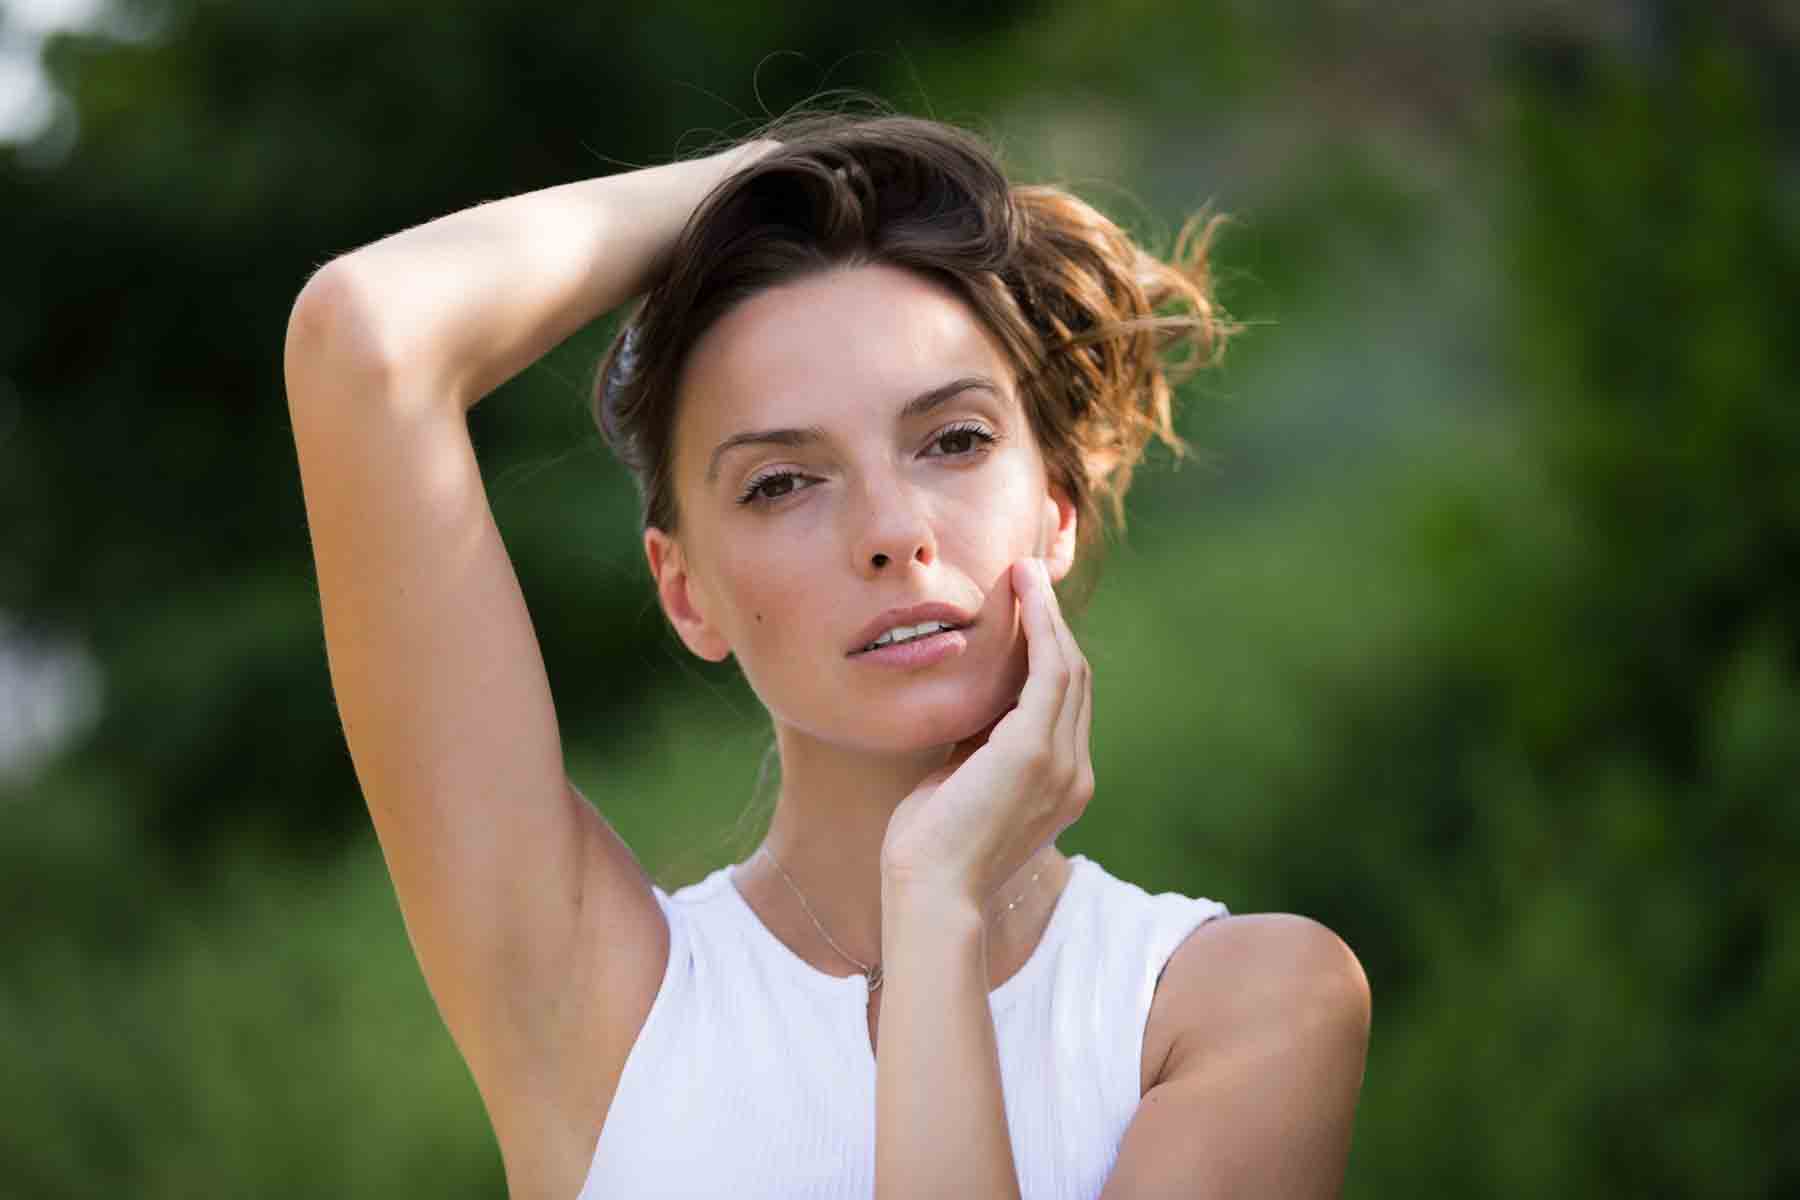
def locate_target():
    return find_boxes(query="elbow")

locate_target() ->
[284,259,412,400]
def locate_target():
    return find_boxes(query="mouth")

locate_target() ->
[848,623,973,668]
[850,620,971,656]
[845,602,979,657]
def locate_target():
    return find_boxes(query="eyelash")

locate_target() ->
[735,421,1001,507]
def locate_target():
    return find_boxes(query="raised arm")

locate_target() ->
[280,140,774,1157]
[293,140,773,407]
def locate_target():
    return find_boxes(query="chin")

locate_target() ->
[850,679,1020,753]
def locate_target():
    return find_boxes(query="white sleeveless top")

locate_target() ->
[577,852,1229,1199]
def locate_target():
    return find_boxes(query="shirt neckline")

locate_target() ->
[714,853,1092,1011]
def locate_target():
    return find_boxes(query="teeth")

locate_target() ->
[866,621,955,651]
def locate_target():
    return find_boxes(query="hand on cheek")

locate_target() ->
[999,556,1034,702]
[882,554,1094,904]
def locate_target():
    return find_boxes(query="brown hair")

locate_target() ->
[594,101,1240,614]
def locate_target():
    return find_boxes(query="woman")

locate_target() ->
[283,104,1370,1199]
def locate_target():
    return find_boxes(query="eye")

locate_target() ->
[736,468,816,506]
[929,421,1000,457]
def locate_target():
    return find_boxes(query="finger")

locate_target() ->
[1043,566,1094,822]
[1034,560,1088,776]
[1011,558,1072,743]
[1074,631,1094,797]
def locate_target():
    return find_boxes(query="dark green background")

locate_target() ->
[3,1,1795,1194]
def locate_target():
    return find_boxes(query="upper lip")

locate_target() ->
[847,603,976,655]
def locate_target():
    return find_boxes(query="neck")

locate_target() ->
[739,719,1065,975]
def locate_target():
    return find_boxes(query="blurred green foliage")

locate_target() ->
[2,1,1794,1196]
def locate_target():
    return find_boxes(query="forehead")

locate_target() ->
[674,262,1015,457]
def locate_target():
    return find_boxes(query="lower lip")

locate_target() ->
[849,627,970,669]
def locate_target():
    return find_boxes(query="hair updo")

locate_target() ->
[593,103,1239,612]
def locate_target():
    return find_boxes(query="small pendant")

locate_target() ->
[866,963,884,992]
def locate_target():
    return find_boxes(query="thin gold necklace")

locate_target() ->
[756,844,1048,994]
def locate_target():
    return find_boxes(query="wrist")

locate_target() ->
[881,879,987,961]
[881,870,984,926]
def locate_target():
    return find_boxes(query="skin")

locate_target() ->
[289,130,1365,1193]
[645,259,1082,975]
[637,257,1368,1197]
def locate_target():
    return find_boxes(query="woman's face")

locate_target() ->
[647,261,1077,752]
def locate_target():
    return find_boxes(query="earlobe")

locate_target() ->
[643,529,732,663]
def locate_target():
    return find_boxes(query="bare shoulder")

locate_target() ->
[1152,912,1371,1088]
[1109,915,1371,1195]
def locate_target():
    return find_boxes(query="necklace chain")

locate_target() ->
[757,845,1047,994]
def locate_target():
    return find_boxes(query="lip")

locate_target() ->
[850,627,969,670]
[846,602,977,657]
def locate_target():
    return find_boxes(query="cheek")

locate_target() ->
[713,538,816,651]
[943,468,1043,565]
[710,548,829,722]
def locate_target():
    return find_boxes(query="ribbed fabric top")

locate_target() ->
[577,852,1229,1199]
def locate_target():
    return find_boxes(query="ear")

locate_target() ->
[1039,478,1079,584]
[644,528,732,663]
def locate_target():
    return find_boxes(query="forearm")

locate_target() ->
[298,141,770,410]
[875,884,1023,1200]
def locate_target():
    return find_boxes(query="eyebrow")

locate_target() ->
[704,375,1004,486]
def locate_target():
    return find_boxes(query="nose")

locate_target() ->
[850,467,937,576]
